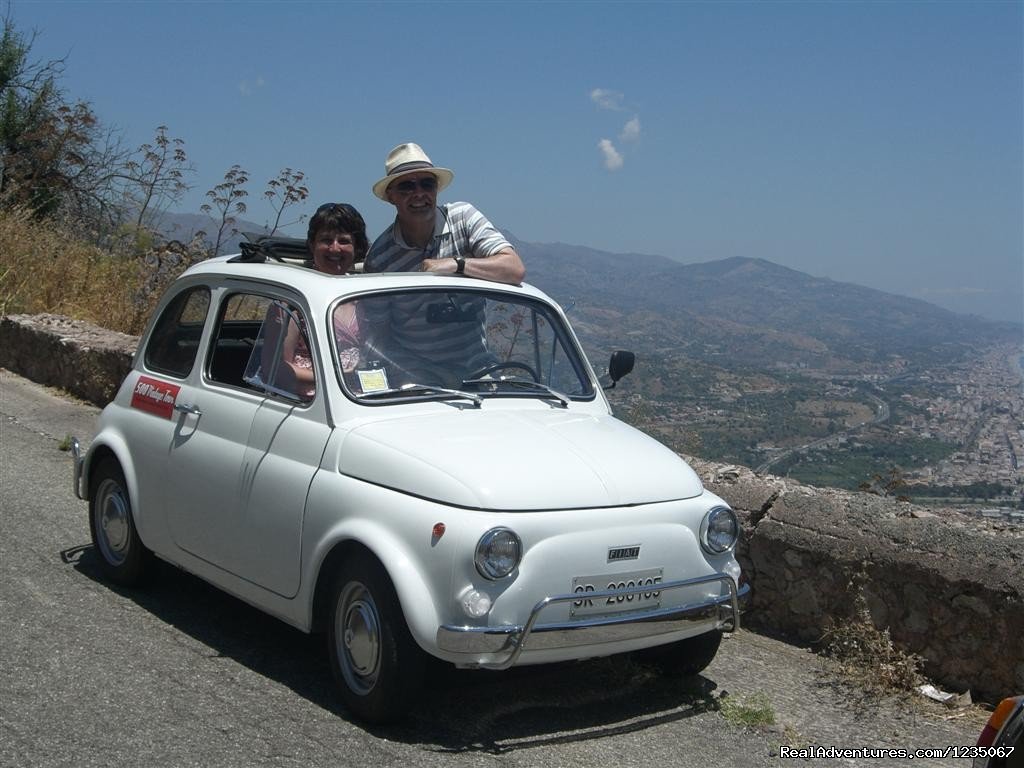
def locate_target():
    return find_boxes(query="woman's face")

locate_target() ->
[310,228,356,275]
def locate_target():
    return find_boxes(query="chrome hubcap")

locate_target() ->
[336,583,381,694]
[96,478,130,565]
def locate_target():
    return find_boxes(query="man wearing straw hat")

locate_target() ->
[365,142,525,285]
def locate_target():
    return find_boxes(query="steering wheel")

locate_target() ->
[467,361,540,382]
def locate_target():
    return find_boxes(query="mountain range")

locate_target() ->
[507,234,1020,373]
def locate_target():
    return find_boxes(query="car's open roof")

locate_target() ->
[183,243,551,310]
[229,232,316,268]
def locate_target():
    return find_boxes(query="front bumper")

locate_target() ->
[437,574,750,670]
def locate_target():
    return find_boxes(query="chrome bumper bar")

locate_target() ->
[70,437,85,500]
[437,575,750,670]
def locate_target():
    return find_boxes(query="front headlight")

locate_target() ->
[700,506,739,554]
[475,528,522,579]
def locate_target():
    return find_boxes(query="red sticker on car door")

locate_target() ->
[130,376,181,419]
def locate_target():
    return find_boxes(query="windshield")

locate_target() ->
[329,287,595,403]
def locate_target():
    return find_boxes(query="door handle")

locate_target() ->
[174,402,202,416]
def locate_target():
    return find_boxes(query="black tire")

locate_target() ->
[326,552,426,724]
[638,630,723,676]
[89,457,154,586]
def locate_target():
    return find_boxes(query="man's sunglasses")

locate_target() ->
[392,176,438,194]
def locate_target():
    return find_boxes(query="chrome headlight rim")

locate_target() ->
[700,505,739,555]
[474,527,522,580]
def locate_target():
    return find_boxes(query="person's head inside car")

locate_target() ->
[307,202,368,275]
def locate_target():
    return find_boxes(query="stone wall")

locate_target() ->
[2,313,1022,700]
[687,458,1023,701]
[0,314,137,405]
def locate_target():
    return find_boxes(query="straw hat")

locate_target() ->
[372,143,454,201]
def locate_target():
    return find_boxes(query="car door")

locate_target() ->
[165,290,269,567]
[166,288,331,598]
[235,391,331,598]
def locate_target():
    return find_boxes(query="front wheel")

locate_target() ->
[326,553,426,724]
[637,629,723,676]
[89,457,154,586]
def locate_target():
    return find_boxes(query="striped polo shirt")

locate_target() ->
[362,203,512,387]
[364,202,512,271]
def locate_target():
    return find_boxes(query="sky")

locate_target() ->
[9,0,1024,324]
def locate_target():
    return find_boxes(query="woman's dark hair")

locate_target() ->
[307,203,369,262]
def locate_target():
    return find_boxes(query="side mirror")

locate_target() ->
[604,350,635,390]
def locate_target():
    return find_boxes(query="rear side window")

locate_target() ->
[144,286,211,378]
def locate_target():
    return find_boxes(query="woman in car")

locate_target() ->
[274,203,368,398]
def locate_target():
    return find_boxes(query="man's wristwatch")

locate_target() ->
[454,256,466,275]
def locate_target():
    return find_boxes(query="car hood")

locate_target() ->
[337,408,704,510]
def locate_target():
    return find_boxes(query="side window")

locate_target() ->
[144,286,211,378]
[207,292,315,403]
[245,299,317,402]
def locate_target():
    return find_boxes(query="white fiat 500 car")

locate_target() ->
[72,238,748,723]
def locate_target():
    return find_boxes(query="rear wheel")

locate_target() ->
[326,553,426,724]
[638,629,723,676]
[89,457,154,586]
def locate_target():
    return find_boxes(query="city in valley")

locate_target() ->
[618,341,1023,523]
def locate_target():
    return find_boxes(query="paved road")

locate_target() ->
[0,371,986,768]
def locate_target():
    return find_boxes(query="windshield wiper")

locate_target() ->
[461,377,571,408]
[360,383,482,407]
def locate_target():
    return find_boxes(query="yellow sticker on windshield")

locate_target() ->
[357,368,389,393]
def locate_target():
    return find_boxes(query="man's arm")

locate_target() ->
[419,202,525,284]
[421,247,525,284]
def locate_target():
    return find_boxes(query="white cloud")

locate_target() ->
[620,116,641,142]
[598,139,624,170]
[239,76,265,96]
[591,88,624,111]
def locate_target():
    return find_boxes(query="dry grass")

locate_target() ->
[0,207,189,334]
[821,570,925,693]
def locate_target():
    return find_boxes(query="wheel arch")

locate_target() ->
[311,539,371,634]
[308,529,441,657]
[85,437,143,533]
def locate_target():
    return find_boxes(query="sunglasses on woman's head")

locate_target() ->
[392,177,438,194]
[315,202,358,215]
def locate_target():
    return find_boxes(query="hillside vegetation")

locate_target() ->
[0,207,171,334]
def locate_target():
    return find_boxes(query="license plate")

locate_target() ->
[570,568,663,617]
